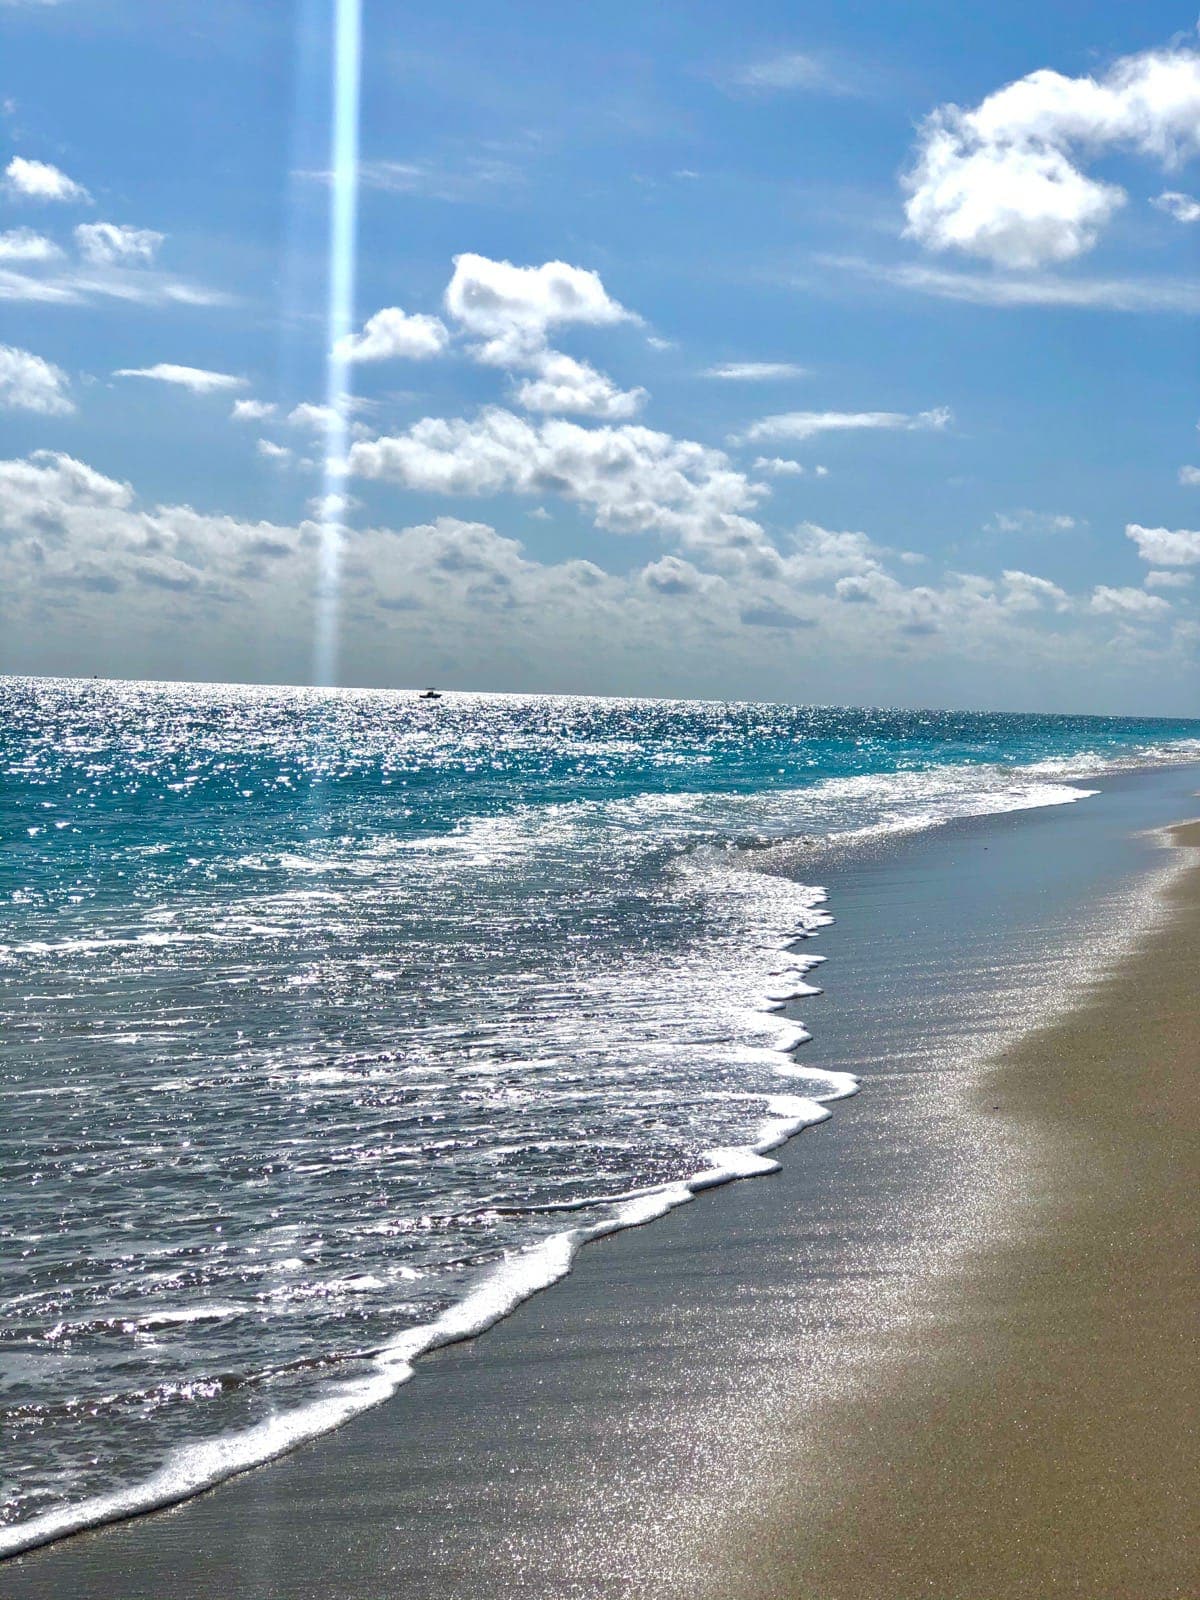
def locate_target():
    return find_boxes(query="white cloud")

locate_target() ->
[725,51,849,95]
[832,255,1200,313]
[75,222,163,266]
[1153,190,1200,223]
[740,406,951,443]
[308,491,359,519]
[257,439,292,462]
[1145,568,1193,589]
[297,156,522,205]
[988,508,1078,534]
[1001,568,1070,611]
[1178,465,1200,486]
[114,363,246,394]
[0,343,73,414]
[752,457,829,477]
[0,227,62,262]
[4,156,90,203]
[904,46,1200,267]
[334,306,450,363]
[231,398,277,422]
[349,406,765,553]
[444,252,635,364]
[1126,521,1200,566]
[702,362,809,380]
[511,349,646,419]
[1089,584,1171,618]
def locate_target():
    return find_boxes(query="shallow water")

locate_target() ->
[2,677,1199,1552]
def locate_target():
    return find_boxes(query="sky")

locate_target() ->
[1,0,1199,713]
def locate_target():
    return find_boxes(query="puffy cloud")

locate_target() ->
[1145,568,1193,589]
[702,362,809,380]
[0,343,73,414]
[739,406,950,443]
[753,457,829,477]
[0,227,62,262]
[114,363,246,394]
[511,349,646,419]
[444,253,635,364]
[334,306,450,363]
[4,156,90,203]
[349,406,765,552]
[75,222,163,266]
[1153,190,1200,222]
[1,448,1187,693]
[1000,568,1070,611]
[1089,585,1171,618]
[256,439,292,462]
[1178,465,1200,486]
[1126,522,1200,566]
[232,398,277,422]
[904,46,1200,267]
[0,450,307,605]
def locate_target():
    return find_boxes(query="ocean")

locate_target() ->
[3,676,1200,1558]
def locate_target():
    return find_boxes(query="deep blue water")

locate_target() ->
[2,676,1199,1554]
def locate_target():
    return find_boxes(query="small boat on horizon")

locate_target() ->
[419,687,443,700]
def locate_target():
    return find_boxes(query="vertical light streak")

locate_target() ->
[313,0,362,686]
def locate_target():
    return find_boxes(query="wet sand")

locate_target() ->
[718,821,1200,1598]
[5,786,1198,1599]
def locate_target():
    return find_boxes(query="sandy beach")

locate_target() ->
[5,780,1199,1599]
[717,820,1200,1598]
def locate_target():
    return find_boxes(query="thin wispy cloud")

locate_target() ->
[824,255,1200,313]
[702,362,809,381]
[738,406,951,443]
[722,50,854,96]
[114,364,246,394]
[297,155,522,203]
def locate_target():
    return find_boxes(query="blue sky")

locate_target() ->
[2,0,1199,711]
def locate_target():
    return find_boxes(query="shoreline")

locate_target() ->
[713,820,1200,1597]
[5,773,1198,1598]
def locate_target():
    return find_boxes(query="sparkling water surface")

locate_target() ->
[3,677,1199,1549]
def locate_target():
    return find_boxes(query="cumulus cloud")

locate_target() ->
[444,253,636,363]
[1145,568,1193,589]
[334,306,450,362]
[75,222,163,266]
[1001,567,1070,611]
[0,227,62,262]
[1126,521,1200,565]
[511,349,646,419]
[1153,190,1200,222]
[114,363,246,394]
[257,439,292,462]
[349,406,765,553]
[231,398,277,422]
[2,446,1186,692]
[753,457,829,477]
[4,156,90,203]
[739,406,951,443]
[0,450,308,604]
[904,45,1200,267]
[702,362,809,380]
[0,343,73,414]
[1089,584,1171,618]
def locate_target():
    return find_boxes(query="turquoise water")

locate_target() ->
[3,676,1199,1555]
